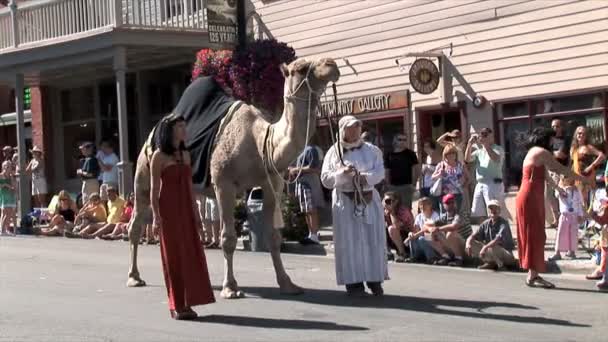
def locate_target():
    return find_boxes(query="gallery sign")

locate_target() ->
[317,91,409,118]
[207,0,237,44]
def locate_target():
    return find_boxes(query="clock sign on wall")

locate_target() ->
[409,58,440,95]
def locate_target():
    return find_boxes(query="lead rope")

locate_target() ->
[325,83,366,217]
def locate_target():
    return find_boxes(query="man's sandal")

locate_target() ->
[525,276,555,289]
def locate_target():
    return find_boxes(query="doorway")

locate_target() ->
[417,105,466,152]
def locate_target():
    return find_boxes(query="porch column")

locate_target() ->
[9,0,19,48]
[114,47,133,197]
[14,73,30,216]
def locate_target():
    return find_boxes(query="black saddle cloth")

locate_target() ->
[152,76,239,185]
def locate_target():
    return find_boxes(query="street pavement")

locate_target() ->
[0,236,606,342]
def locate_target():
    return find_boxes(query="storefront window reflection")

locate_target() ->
[499,91,607,188]
[502,120,529,187]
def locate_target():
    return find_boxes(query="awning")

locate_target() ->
[0,110,32,126]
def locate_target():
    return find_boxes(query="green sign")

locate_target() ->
[24,87,31,110]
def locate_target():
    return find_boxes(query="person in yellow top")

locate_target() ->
[79,187,126,239]
[66,193,107,238]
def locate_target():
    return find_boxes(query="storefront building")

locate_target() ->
[252,0,608,190]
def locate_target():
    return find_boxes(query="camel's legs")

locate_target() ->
[215,182,243,299]
[127,204,150,287]
[262,178,304,295]
[127,155,151,288]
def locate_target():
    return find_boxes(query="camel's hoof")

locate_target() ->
[279,282,304,295]
[126,277,147,288]
[220,287,245,299]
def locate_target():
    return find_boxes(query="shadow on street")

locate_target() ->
[212,286,591,328]
[195,314,368,331]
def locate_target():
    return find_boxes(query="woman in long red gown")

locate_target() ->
[151,115,215,320]
[516,127,589,289]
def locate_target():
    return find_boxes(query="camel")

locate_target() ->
[126,57,340,298]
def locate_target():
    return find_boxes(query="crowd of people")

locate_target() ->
[295,116,607,294]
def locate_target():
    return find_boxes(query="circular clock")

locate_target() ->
[409,58,440,95]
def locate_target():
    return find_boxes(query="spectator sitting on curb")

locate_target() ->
[65,193,107,238]
[101,192,134,240]
[79,187,125,239]
[465,200,517,271]
[425,194,470,267]
[40,190,78,237]
[383,191,414,262]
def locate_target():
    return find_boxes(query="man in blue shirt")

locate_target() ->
[289,144,325,244]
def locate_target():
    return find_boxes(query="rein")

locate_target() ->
[324,84,367,217]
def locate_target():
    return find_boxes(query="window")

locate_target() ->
[61,87,94,122]
[498,91,607,188]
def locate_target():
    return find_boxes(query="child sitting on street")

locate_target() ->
[549,175,584,261]
[404,197,439,263]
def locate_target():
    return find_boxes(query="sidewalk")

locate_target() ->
[272,191,599,276]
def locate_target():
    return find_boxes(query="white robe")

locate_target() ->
[321,142,388,285]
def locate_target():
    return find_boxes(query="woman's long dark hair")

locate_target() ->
[157,114,187,155]
[526,127,555,150]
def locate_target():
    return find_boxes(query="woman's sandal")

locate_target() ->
[170,308,197,320]
[525,276,556,289]
[585,273,603,280]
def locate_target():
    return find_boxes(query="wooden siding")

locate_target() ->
[252,0,608,107]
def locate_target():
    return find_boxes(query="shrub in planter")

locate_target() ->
[281,195,308,242]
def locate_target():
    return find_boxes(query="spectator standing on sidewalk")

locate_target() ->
[97,141,119,202]
[465,128,510,224]
[466,200,516,270]
[384,134,418,209]
[25,146,48,208]
[570,126,605,209]
[545,119,570,228]
[321,115,388,297]
[432,144,469,215]
[289,143,325,245]
[77,142,100,205]
[420,140,442,211]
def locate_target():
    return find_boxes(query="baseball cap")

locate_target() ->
[487,199,500,208]
[442,194,456,204]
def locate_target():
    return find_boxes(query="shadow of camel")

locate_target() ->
[212,286,590,328]
[195,314,368,331]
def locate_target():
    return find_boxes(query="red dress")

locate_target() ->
[516,165,547,272]
[159,163,215,311]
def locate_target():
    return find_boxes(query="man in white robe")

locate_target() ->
[321,115,388,296]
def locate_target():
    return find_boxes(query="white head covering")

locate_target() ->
[338,115,363,150]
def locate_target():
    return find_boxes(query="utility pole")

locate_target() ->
[237,0,247,47]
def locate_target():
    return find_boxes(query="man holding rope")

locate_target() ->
[321,115,388,297]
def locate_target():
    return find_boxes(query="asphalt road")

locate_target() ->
[0,236,606,342]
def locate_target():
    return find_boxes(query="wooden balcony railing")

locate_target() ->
[0,0,208,51]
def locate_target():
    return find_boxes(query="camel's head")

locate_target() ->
[280,58,341,99]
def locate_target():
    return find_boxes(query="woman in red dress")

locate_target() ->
[516,127,590,289]
[151,115,215,320]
